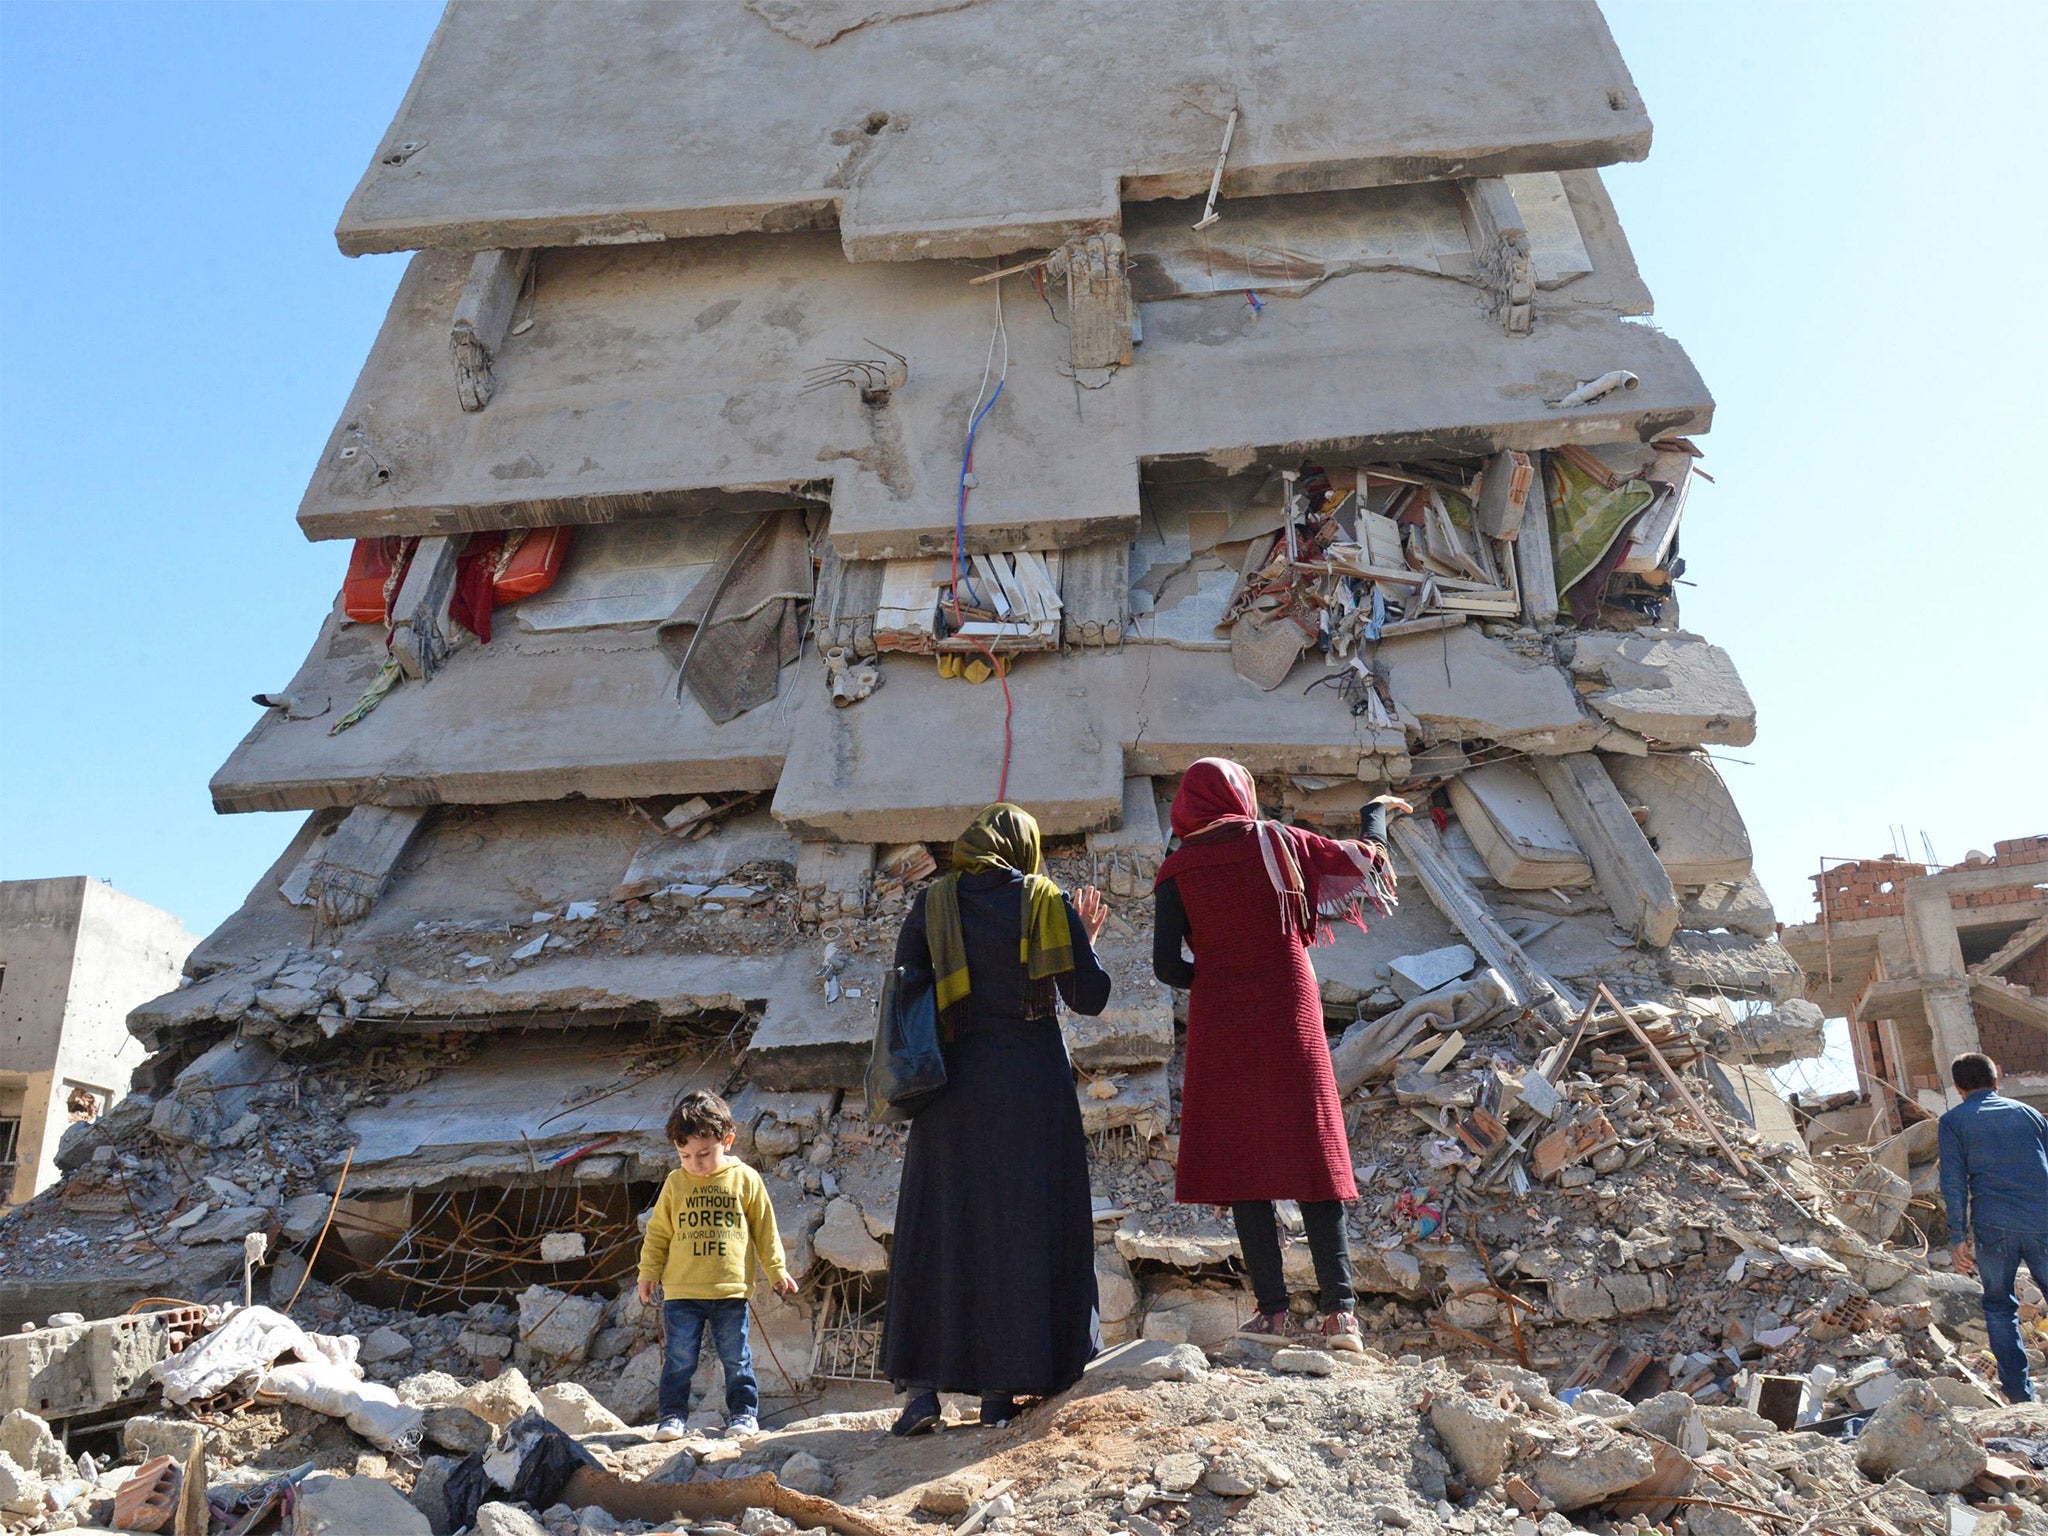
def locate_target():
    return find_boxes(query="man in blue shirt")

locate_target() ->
[1940,1052,2048,1403]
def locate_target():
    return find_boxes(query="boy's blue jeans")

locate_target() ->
[1976,1224,2048,1403]
[660,1297,758,1422]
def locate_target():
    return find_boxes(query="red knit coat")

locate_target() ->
[1163,827,1360,1205]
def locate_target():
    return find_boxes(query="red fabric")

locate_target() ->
[449,528,573,643]
[1162,820,1362,1206]
[495,525,571,600]
[450,533,502,643]
[341,537,414,624]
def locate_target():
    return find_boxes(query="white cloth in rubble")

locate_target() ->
[261,1360,423,1453]
[153,1305,337,1404]
[150,1305,422,1451]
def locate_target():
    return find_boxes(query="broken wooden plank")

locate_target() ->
[1514,458,1559,626]
[1420,1029,1467,1075]
[1388,817,1576,1034]
[450,247,533,412]
[387,534,463,681]
[1532,753,1680,946]
[1617,474,1687,573]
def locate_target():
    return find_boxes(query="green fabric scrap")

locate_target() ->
[329,655,403,735]
[1547,456,1655,597]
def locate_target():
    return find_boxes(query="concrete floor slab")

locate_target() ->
[221,607,1627,823]
[297,215,1706,549]
[211,600,806,812]
[336,0,1650,260]
[1112,645,1407,779]
[770,651,1127,841]
[340,1040,741,1186]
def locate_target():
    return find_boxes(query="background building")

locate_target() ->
[0,877,195,1206]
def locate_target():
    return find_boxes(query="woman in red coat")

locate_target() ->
[1152,757,1406,1350]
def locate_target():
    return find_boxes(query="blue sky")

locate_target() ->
[3,1,2042,984]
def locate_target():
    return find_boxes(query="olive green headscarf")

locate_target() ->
[926,803,1075,1025]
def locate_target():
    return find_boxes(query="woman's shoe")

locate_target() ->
[890,1391,942,1437]
[978,1393,1019,1428]
[1320,1310,1365,1352]
[1237,1308,1294,1344]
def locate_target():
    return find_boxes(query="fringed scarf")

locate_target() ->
[926,802,1074,1030]
[1160,757,1398,944]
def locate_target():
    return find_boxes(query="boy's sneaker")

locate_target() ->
[1237,1308,1294,1344]
[725,1414,759,1437]
[1320,1310,1365,1353]
[654,1417,687,1442]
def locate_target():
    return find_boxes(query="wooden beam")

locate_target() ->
[450,248,534,412]
[1514,457,1559,625]
[387,534,463,681]
[1388,816,1576,1035]
[1533,754,1680,946]
[304,805,431,925]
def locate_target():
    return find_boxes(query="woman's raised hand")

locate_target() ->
[1371,794,1416,817]
[1073,885,1109,944]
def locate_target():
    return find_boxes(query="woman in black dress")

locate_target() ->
[879,803,1111,1433]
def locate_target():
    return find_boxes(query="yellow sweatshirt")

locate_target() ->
[637,1159,789,1300]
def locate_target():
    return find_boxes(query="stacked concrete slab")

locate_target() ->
[127,0,1814,1381]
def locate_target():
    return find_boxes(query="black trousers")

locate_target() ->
[1232,1200,1355,1315]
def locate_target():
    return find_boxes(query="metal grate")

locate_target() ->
[811,1273,887,1382]
[0,1115,20,1197]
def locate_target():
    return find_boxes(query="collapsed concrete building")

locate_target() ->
[9,0,1879,1441]
[1783,836,2048,1149]
[0,878,193,1209]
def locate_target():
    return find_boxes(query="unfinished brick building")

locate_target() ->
[1783,836,2048,1139]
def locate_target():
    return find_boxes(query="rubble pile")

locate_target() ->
[4,1314,2047,1535]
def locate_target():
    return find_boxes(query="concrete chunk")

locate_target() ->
[1063,980,1175,1069]
[293,1472,433,1536]
[1380,627,1602,754]
[1078,1063,1170,1140]
[1430,1389,1512,1487]
[1854,1379,1987,1492]
[1568,631,1756,747]
[1388,944,1476,1001]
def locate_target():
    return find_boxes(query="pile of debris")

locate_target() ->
[4,1304,2045,1536]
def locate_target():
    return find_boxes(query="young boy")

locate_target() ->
[637,1090,796,1440]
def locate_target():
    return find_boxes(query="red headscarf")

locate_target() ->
[1160,757,1397,943]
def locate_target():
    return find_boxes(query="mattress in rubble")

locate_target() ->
[1447,761,1594,889]
[1603,750,1753,888]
